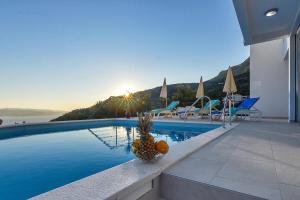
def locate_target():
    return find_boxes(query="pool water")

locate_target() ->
[0,120,219,199]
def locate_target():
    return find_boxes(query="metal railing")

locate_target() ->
[222,93,233,128]
[182,96,212,120]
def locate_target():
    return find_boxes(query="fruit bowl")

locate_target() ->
[133,148,158,161]
[132,135,169,162]
[133,114,169,162]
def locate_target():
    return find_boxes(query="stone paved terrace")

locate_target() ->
[160,121,300,200]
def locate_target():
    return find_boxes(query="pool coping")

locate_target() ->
[0,118,115,129]
[0,117,222,129]
[30,119,238,200]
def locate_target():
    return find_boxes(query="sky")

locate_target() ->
[0,0,249,111]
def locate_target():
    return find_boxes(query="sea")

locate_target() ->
[0,115,61,126]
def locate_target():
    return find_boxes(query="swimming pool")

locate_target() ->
[0,119,219,199]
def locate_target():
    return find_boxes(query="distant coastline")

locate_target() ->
[0,108,66,126]
[0,108,66,117]
[0,115,63,126]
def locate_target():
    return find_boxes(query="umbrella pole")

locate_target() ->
[222,95,227,128]
[165,98,167,108]
[209,98,212,121]
[229,94,232,125]
[232,92,235,108]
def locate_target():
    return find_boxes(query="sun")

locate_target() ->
[115,83,137,96]
[125,91,131,98]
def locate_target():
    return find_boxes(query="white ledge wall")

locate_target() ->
[250,38,289,118]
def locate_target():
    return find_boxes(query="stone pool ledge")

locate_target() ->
[31,122,238,200]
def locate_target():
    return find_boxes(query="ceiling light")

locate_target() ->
[265,8,278,17]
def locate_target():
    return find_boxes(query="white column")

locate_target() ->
[288,35,296,122]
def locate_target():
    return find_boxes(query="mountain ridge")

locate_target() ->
[53,57,249,121]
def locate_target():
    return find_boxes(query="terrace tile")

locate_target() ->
[164,156,226,183]
[211,176,281,200]
[280,184,300,200]
[215,157,278,189]
[162,121,300,200]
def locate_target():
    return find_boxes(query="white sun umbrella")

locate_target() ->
[160,78,168,107]
[196,76,205,108]
[223,66,237,125]
[196,76,205,98]
[223,66,237,94]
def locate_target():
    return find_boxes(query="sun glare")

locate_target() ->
[125,91,130,97]
[115,83,137,96]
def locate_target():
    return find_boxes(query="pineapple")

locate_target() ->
[140,137,156,160]
[137,114,152,138]
[134,114,157,161]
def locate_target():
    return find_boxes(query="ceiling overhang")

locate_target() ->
[232,0,300,45]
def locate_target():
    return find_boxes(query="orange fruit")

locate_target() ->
[132,139,141,149]
[148,135,155,143]
[155,140,169,154]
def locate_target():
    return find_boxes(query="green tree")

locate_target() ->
[171,84,196,107]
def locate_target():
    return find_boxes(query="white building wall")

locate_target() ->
[250,39,289,118]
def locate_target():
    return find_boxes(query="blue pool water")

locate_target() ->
[0,120,219,199]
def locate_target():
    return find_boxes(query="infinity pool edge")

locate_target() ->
[30,119,238,200]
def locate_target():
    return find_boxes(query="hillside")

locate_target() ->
[53,57,249,121]
[137,57,250,108]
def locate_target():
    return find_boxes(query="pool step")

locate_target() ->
[160,173,266,200]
